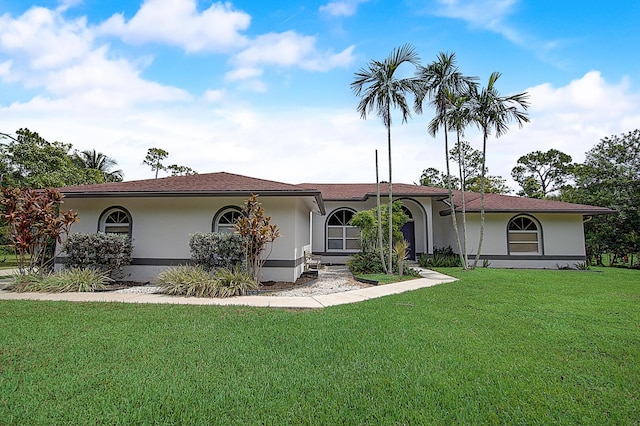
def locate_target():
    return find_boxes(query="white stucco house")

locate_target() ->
[57,171,611,282]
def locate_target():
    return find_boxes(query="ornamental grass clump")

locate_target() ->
[8,268,110,293]
[156,265,218,298]
[214,266,258,297]
[156,265,259,298]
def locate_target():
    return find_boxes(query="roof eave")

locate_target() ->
[440,208,615,216]
[62,189,326,215]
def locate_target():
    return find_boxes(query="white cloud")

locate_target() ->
[430,0,562,63]
[1,71,638,189]
[203,89,225,102]
[0,6,93,70]
[0,6,191,109]
[0,60,11,76]
[98,0,251,53]
[224,67,263,82]
[231,31,355,75]
[433,0,517,29]
[45,46,191,108]
[319,0,370,17]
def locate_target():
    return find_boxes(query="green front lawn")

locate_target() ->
[1,267,638,424]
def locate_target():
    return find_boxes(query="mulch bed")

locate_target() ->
[258,273,316,291]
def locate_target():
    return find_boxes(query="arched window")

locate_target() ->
[98,207,132,236]
[327,209,361,251]
[508,215,542,254]
[213,207,242,234]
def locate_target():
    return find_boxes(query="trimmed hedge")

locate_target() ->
[62,233,132,278]
[189,232,245,271]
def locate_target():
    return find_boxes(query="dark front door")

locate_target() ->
[400,221,416,260]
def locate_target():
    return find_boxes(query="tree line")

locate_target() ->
[0,128,197,189]
[420,129,640,267]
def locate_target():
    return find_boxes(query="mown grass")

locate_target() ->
[1,267,638,424]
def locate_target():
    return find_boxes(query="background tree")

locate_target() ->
[418,167,457,188]
[351,44,421,275]
[464,175,511,194]
[143,147,169,178]
[511,149,574,198]
[420,142,511,195]
[73,149,124,182]
[415,52,477,269]
[167,164,198,176]
[470,72,529,268]
[1,128,104,188]
[562,130,640,266]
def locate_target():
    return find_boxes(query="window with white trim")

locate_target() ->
[508,215,541,254]
[215,207,242,234]
[99,207,132,236]
[327,209,361,251]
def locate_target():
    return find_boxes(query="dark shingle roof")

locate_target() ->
[301,183,612,215]
[58,172,613,216]
[60,172,313,195]
[297,183,449,200]
[442,191,613,215]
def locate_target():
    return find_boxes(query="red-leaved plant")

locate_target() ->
[0,187,78,275]
[234,194,280,283]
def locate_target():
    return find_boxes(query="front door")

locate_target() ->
[400,221,416,261]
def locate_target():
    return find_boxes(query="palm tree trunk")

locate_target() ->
[456,132,469,269]
[473,131,488,268]
[387,124,393,275]
[375,150,388,273]
[444,122,465,268]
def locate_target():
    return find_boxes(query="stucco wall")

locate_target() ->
[432,200,457,251]
[452,212,587,268]
[60,196,311,282]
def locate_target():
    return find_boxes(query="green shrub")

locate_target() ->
[189,232,245,271]
[418,247,462,268]
[347,251,387,275]
[347,251,419,276]
[214,266,258,297]
[8,268,110,292]
[62,233,132,278]
[157,265,218,298]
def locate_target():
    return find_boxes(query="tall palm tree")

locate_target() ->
[470,72,530,267]
[351,44,421,275]
[448,94,475,267]
[73,149,123,182]
[415,52,477,269]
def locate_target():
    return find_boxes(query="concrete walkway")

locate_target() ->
[0,269,457,309]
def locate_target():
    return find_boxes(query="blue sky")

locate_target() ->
[0,0,638,189]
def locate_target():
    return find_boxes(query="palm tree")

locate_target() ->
[470,72,530,268]
[351,44,421,275]
[73,149,123,182]
[415,52,477,269]
[448,95,475,267]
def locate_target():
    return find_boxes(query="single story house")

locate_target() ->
[57,171,611,282]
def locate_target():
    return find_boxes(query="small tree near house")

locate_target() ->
[0,187,78,275]
[234,194,280,283]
